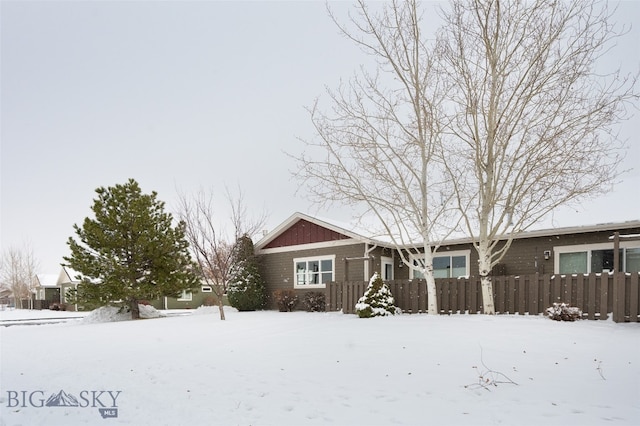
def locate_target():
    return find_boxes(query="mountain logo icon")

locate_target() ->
[45,390,79,407]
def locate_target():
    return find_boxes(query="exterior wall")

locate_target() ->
[259,242,370,309]
[147,288,218,310]
[488,228,640,275]
[163,290,213,310]
[392,226,640,278]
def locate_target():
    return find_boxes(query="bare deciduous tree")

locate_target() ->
[294,0,459,315]
[176,188,267,320]
[295,0,637,316]
[0,245,39,308]
[437,0,638,314]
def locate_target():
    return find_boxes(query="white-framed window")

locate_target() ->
[177,290,193,301]
[411,250,470,279]
[294,255,335,289]
[201,286,213,293]
[554,242,640,274]
[381,256,394,281]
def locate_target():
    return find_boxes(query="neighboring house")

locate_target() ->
[30,266,214,311]
[152,285,217,310]
[33,273,62,309]
[255,212,640,309]
[0,287,14,308]
[31,267,81,310]
[58,266,81,310]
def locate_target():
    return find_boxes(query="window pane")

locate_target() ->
[320,259,332,272]
[626,248,640,273]
[591,249,612,272]
[384,263,393,280]
[321,272,332,284]
[452,256,466,277]
[413,259,425,279]
[591,249,622,272]
[559,252,587,274]
[433,256,451,278]
[308,260,320,284]
[296,261,307,285]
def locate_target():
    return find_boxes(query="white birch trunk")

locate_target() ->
[477,248,495,315]
[421,249,438,315]
[425,272,438,315]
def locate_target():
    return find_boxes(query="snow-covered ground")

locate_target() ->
[0,307,638,425]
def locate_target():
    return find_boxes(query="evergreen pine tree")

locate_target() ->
[64,179,200,319]
[227,234,265,311]
[355,272,397,318]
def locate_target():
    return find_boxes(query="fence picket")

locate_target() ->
[600,275,609,320]
[630,273,639,321]
[576,274,584,312]
[518,275,526,315]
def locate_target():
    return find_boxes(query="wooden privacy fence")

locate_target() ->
[326,273,640,323]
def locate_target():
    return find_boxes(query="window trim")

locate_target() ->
[411,250,471,279]
[293,255,336,289]
[554,242,640,274]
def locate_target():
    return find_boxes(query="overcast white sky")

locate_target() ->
[2,0,639,275]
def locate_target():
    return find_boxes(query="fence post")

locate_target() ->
[613,272,625,323]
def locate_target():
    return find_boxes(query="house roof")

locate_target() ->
[444,219,640,246]
[257,212,640,251]
[58,266,82,285]
[36,274,59,288]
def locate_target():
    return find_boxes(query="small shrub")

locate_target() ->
[355,272,397,318]
[546,302,582,321]
[50,303,60,311]
[273,289,298,312]
[303,292,326,312]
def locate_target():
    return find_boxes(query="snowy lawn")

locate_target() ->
[0,307,638,426]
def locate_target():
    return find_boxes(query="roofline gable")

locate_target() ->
[255,212,377,250]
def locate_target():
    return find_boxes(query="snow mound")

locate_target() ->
[192,305,238,315]
[83,305,165,323]
[83,307,130,323]
[139,304,164,319]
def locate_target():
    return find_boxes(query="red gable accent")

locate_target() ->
[264,219,351,249]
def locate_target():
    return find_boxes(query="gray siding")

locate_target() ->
[394,227,640,277]
[259,243,372,309]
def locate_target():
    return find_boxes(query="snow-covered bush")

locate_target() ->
[546,303,582,321]
[273,289,298,312]
[303,291,326,312]
[355,272,397,318]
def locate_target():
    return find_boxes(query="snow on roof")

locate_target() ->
[59,266,82,284]
[36,274,59,287]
